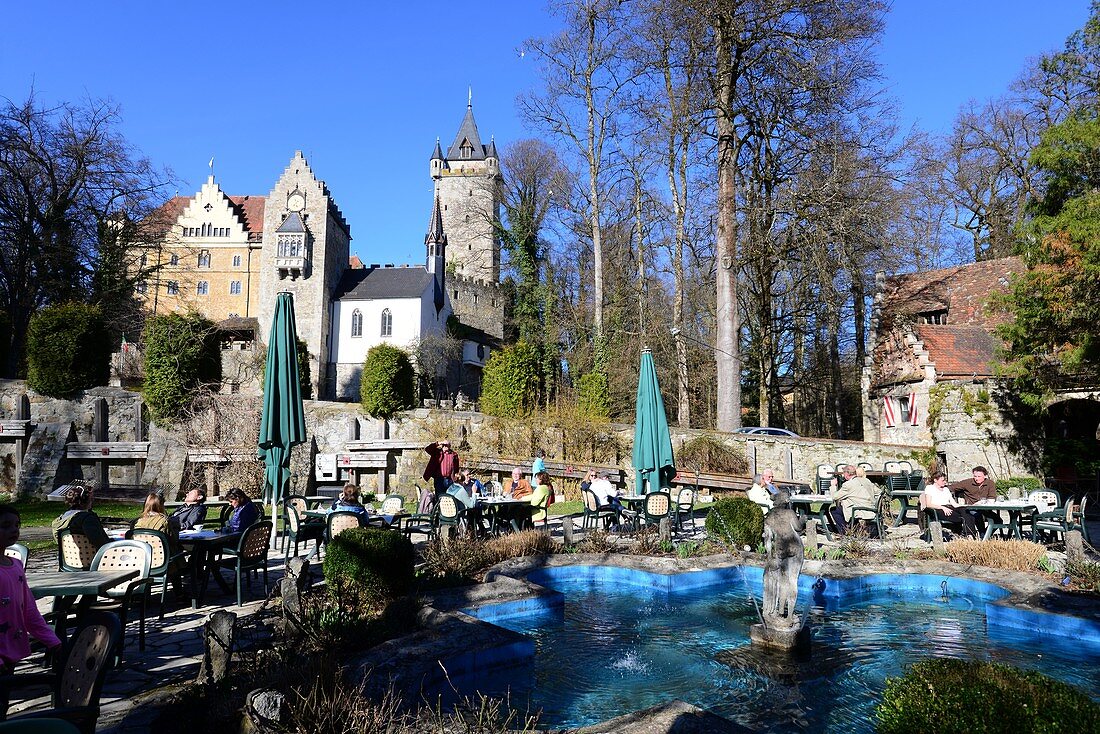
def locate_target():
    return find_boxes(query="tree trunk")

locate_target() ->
[586,10,606,368]
[714,18,742,432]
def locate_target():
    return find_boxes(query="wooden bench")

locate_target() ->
[65,442,150,461]
[464,456,625,488]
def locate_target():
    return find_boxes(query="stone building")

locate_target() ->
[862,257,1036,479]
[139,102,504,402]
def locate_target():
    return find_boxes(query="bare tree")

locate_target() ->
[0,93,171,376]
[522,0,636,370]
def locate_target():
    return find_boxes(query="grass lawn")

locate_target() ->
[12,499,143,528]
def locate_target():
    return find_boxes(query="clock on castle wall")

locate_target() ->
[287,190,305,212]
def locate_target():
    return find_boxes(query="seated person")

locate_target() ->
[134,492,185,595]
[169,486,208,530]
[332,483,368,514]
[460,470,486,498]
[448,472,486,534]
[222,488,260,533]
[508,468,533,500]
[590,471,622,509]
[747,469,779,511]
[830,465,879,535]
[950,465,997,534]
[51,482,110,551]
[580,469,597,494]
[529,471,553,524]
[922,471,978,538]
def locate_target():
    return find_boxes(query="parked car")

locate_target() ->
[734,426,800,438]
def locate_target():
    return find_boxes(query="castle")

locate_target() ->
[138,102,504,401]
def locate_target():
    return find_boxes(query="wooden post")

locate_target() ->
[1066,530,1085,566]
[659,517,671,544]
[561,514,574,546]
[134,401,147,488]
[805,518,819,549]
[93,398,108,489]
[14,394,29,478]
[197,610,237,686]
[930,521,945,554]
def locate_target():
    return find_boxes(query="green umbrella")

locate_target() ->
[632,348,676,493]
[258,292,307,506]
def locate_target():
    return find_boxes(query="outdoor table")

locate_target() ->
[303,495,331,509]
[304,508,389,527]
[787,493,835,541]
[29,569,139,641]
[478,497,532,534]
[178,529,241,607]
[966,501,1038,541]
[888,487,924,527]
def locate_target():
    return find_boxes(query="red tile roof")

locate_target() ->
[883,256,1025,328]
[348,255,364,269]
[916,325,998,378]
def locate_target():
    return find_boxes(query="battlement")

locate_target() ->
[450,272,502,290]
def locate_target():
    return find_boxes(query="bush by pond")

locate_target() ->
[704,497,764,549]
[323,528,414,607]
[877,658,1100,733]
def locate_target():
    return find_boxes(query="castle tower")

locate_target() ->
[258,151,351,399]
[430,97,501,282]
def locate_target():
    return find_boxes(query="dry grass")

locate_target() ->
[574,529,614,553]
[484,529,556,560]
[419,530,556,581]
[944,538,1050,572]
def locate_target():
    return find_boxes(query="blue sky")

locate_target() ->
[0,1,1090,266]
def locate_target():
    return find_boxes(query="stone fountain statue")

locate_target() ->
[750,500,810,651]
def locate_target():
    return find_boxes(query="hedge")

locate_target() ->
[704,496,764,549]
[26,303,111,397]
[142,312,220,424]
[479,341,540,417]
[576,370,610,419]
[323,527,415,606]
[877,658,1100,733]
[360,343,415,418]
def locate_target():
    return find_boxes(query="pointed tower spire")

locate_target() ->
[425,194,447,247]
[448,98,486,161]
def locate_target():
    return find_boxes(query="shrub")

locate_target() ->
[877,658,1100,734]
[1065,558,1100,592]
[479,341,540,417]
[483,529,556,561]
[704,497,764,548]
[678,434,749,475]
[323,528,414,607]
[26,303,111,397]
[944,538,1049,572]
[360,344,414,419]
[576,370,610,419]
[419,535,493,582]
[142,312,220,424]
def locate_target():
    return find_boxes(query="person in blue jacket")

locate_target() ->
[223,488,260,532]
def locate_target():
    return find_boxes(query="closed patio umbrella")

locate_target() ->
[258,292,307,507]
[632,348,676,493]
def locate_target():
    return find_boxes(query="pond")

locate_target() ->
[444,566,1100,733]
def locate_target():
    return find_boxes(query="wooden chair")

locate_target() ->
[215,521,272,606]
[0,610,121,734]
[88,541,153,664]
[4,544,28,568]
[56,532,97,573]
[127,528,185,619]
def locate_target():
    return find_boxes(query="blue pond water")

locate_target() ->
[453,567,1100,732]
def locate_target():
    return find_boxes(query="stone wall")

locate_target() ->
[0,383,948,500]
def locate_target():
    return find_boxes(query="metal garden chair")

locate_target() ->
[215,521,273,606]
[88,540,153,664]
[127,528,185,619]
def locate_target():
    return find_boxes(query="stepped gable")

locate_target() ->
[333,264,434,300]
[144,191,266,241]
[882,256,1024,328]
[277,152,351,238]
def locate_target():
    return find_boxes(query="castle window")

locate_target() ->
[228,312,239,318]
[460,141,473,158]
[135,281,147,295]
[169,253,179,266]
[166,280,179,295]
[197,281,209,295]
[453,290,459,300]
[351,309,363,338]
[198,250,211,268]
[230,280,242,295]
[233,254,242,267]
[380,308,392,338]
[203,203,213,212]
[917,309,948,325]
[473,293,478,305]
[477,344,485,359]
